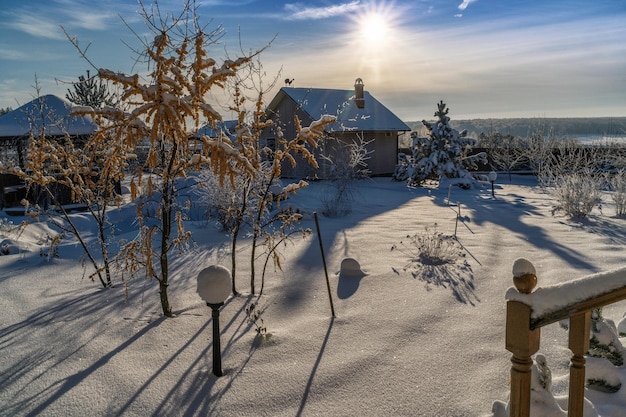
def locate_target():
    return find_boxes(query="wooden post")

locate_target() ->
[314,212,336,317]
[506,300,541,417]
[568,311,591,417]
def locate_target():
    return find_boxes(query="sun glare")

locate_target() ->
[345,1,409,82]
[360,12,390,45]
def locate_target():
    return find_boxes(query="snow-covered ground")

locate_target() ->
[2,175,626,416]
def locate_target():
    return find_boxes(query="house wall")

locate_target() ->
[261,96,316,178]
[331,131,398,177]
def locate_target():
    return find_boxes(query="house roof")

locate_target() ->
[0,94,98,137]
[267,87,410,133]
[195,120,238,139]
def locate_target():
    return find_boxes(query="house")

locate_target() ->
[196,120,238,140]
[0,94,98,209]
[261,79,410,178]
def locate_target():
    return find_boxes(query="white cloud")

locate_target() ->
[9,14,66,40]
[285,1,361,20]
[458,0,477,11]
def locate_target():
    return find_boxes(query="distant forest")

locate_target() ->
[405,117,626,139]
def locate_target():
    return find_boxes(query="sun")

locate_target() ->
[345,1,409,80]
[359,12,390,45]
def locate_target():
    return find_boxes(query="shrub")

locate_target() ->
[320,135,372,217]
[392,224,465,266]
[610,170,626,217]
[551,171,602,218]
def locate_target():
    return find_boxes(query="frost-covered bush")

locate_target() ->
[610,170,626,217]
[320,135,372,217]
[393,101,486,188]
[588,309,624,366]
[491,354,600,417]
[195,163,275,231]
[391,224,465,266]
[551,171,602,218]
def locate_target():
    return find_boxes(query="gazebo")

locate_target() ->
[0,94,98,209]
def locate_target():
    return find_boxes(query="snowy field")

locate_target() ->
[2,175,626,416]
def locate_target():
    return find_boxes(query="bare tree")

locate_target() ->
[478,132,528,181]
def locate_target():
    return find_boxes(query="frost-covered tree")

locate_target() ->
[394,101,486,187]
[478,132,528,181]
[69,0,335,314]
[69,1,261,316]
[8,84,120,288]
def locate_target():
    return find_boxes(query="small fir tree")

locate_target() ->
[394,100,485,187]
[66,70,118,108]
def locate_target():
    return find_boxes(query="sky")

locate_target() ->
[0,0,625,120]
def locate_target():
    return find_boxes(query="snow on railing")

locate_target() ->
[505,259,626,417]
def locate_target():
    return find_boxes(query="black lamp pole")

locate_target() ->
[208,302,224,377]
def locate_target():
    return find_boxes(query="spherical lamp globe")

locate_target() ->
[197,265,231,305]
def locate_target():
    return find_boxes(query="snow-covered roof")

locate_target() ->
[268,87,410,133]
[0,94,98,137]
[195,120,238,139]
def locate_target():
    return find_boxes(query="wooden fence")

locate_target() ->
[505,259,626,417]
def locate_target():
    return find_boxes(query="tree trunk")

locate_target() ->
[96,204,112,287]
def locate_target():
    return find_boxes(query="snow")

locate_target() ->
[0,94,98,137]
[2,175,626,416]
[276,87,411,133]
[512,257,537,277]
[507,266,626,319]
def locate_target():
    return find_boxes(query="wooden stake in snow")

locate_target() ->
[314,212,336,317]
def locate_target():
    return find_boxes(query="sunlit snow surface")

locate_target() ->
[2,175,626,416]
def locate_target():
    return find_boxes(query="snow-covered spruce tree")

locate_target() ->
[66,70,118,109]
[395,101,486,187]
[585,308,624,393]
[71,1,261,316]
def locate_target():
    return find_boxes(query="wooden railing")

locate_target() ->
[505,259,626,417]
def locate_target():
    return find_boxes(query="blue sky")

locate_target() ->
[0,0,624,120]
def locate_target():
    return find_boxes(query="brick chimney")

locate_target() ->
[354,78,364,108]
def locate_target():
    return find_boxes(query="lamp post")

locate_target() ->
[488,171,498,198]
[197,265,232,377]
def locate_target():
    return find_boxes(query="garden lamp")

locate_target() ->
[197,265,231,377]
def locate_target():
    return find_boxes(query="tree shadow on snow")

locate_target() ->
[286,179,424,308]
[18,315,167,417]
[147,296,254,417]
[432,184,598,273]
[394,259,479,306]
